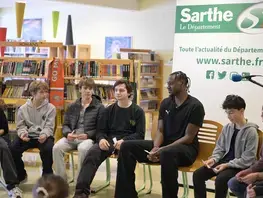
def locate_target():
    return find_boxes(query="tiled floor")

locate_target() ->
[0,159,217,198]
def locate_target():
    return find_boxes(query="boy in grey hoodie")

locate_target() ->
[193,95,259,198]
[10,80,56,182]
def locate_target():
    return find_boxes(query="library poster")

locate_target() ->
[22,18,42,41]
[105,36,132,59]
[173,0,263,128]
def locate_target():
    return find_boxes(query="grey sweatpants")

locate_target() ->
[52,137,94,180]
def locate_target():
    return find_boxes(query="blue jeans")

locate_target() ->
[228,177,247,198]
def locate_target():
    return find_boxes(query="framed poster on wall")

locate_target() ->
[105,36,132,59]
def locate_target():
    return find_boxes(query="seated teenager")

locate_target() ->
[53,77,104,180]
[10,80,56,182]
[193,95,258,198]
[73,79,145,198]
[0,100,22,198]
[114,71,205,198]
[228,105,263,198]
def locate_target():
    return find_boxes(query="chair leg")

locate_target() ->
[0,169,7,191]
[227,190,230,198]
[145,165,153,194]
[180,172,189,198]
[137,164,146,194]
[68,153,75,184]
[91,158,111,193]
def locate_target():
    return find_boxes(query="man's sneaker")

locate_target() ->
[8,187,22,198]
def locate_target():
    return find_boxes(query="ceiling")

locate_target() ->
[0,0,140,10]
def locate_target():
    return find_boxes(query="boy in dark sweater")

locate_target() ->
[73,79,145,198]
[0,101,22,198]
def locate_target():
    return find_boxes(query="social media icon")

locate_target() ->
[218,71,227,80]
[206,70,215,79]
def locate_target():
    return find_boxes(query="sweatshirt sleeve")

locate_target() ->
[86,105,105,140]
[123,107,145,140]
[0,108,8,136]
[209,125,227,163]
[16,107,29,137]
[96,107,108,142]
[254,182,263,197]
[227,127,258,169]
[40,105,56,137]
[251,144,263,172]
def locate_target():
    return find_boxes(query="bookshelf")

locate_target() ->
[63,58,134,109]
[64,44,91,59]
[0,41,64,130]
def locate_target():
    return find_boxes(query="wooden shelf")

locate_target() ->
[140,73,160,77]
[0,75,47,79]
[1,98,28,104]
[65,58,132,65]
[64,76,123,81]
[140,85,159,89]
[0,41,63,47]
[0,57,53,61]
[140,98,161,102]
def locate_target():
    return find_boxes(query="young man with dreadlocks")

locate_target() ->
[114,71,205,198]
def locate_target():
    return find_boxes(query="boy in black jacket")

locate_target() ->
[53,77,104,181]
[0,101,22,198]
[73,79,145,198]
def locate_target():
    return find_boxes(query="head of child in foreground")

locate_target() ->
[33,174,69,198]
[222,95,246,124]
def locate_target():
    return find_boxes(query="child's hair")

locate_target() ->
[33,174,69,198]
[170,71,191,92]
[113,79,133,98]
[222,95,246,110]
[29,80,49,95]
[78,77,95,90]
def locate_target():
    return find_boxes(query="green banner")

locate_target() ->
[175,3,263,33]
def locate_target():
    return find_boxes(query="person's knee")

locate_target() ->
[160,149,174,165]
[193,168,204,183]
[215,174,229,187]
[228,177,239,191]
[119,140,134,152]
[52,142,62,154]
[0,138,8,151]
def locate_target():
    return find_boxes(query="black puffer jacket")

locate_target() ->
[62,95,105,140]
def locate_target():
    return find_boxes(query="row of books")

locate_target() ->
[64,60,131,79]
[0,80,33,98]
[4,105,17,123]
[140,101,158,111]
[140,89,158,100]
[140,65,159,74]
[64,83,115,101]
[0,60,47,76]
[116,52,160,62]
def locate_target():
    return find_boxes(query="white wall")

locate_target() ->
[0,0,176,58]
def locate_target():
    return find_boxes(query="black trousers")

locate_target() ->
[115,140,198,198]
[0,137,19,190]
[75,143,114,196]
[193,162,242,198]
[10,136,54,180]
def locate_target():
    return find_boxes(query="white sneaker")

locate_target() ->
[8,187,22,198]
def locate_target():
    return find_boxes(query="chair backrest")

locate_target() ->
[197,120,223,161]
[257,129,263,160]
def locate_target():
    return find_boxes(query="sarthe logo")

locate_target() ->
[237,2,263,34]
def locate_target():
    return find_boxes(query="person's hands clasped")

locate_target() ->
[0,129,4,135]
[236,169,252,182]
[214,163,228,173]
[99,139,110,151]
[20,133,30,142]
[67,131,77,141]
[147,147,162,162]
[203,158,215,168]
[38,134,47,144]
[78,134,88,140]
[114,139,124,150]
